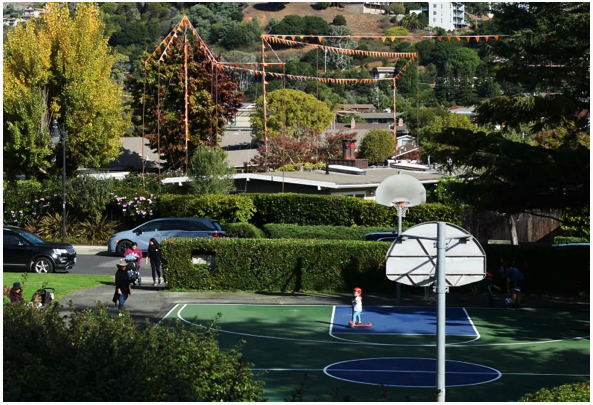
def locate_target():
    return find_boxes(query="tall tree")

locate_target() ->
[3,3,129,180]
[251,89,334,141]
[357,129,395,164]
[424,3,590,243]
[130,37,243,171]
[188,146,236,195]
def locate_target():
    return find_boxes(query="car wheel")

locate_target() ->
[32,257,54,274]
[116,240,132,256]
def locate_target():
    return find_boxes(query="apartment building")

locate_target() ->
[428,2,467,31]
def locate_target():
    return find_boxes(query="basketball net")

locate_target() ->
[395,201,409,217]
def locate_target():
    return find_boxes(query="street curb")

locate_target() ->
[73,245,108,255]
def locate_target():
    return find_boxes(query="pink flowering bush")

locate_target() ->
[3,190,61,228]
[108,192,157,226]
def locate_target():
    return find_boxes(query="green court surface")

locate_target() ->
[162,304,590,402]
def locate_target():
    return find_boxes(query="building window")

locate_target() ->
[433,18,436,22]
[433,10,436,15]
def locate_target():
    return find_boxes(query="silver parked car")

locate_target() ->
[107,218,225,256]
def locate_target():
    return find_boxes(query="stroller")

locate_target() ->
[122,253,142,287]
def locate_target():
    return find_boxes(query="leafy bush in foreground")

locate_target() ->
[3,302,264,401]
[519,381,589,402]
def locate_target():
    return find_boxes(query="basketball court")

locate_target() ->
[161,303,590,402]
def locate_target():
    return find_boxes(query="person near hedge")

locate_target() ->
[8,282,24,304]
[114,263,132,312]
[505,260,525,310]
[146,238,162,286]
[485,272,501,307]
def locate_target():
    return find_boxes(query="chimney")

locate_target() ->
[350,118,355,129]
[342,138,355,159]
[398,118,403,127]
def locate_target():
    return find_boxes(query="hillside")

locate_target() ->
[244,2,391,35]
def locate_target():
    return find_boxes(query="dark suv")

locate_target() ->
[365,231,399,242]
[3,226,77,273]
[107,217,226,256]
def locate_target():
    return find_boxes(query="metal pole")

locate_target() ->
[62,129,66,244]
[396,206,403,305]
[184,20,189,174]
[324,48,327,73]
[436,221,446,402]
[157,61,161,184]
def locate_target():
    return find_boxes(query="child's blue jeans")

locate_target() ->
[352,311,362,324]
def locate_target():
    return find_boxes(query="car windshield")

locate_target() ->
[16,230,44,244]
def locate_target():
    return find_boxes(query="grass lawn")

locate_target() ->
[3,273,113,301]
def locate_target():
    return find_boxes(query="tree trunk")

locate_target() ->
[507,213,519,245]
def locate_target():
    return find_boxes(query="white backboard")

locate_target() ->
[375,174,426,207]
[385,222,486,287]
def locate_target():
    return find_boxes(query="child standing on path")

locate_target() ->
[350,287,363,327]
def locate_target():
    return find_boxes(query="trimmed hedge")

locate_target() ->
[161,238,590,295]
[263,224,395,240]
[221,223,265,239]
[156,194,256,223]
[161,238,390,292]
[248,193,462,227]
[519,381,589,402]
[554,236,589,244]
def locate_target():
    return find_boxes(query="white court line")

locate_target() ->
[176,305,589,348]
[252,368,590,378]
[322,357,502,388]
[447,308,481,344]
[156,303,179,327]
[328,306,480,345]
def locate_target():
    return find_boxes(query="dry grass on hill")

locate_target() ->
[244,2,393,35]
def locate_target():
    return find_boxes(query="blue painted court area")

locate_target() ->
[331,306,477,336]
[324,358,501,388]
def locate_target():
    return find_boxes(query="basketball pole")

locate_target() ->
[436,221,447,402]
[396,206,403,305]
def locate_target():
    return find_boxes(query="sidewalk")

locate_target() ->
[58,285,590,325]
[73,245,108,255]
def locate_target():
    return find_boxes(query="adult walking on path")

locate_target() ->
[114,263,132,312]
[146,238,163,286]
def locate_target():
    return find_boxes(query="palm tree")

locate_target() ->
[400,13,422,31]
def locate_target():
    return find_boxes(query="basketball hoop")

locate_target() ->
[395,201,410,218]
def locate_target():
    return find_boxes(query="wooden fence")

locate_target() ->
[462,209,562,245]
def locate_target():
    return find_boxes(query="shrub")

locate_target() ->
[263,224,394,240]
[249,193,462,227]
[385,26,409,37]
[554,236,589,244]
[156,194,256,223]
[221,223,265,239]
[357,129,395,164]
[276,162,326,172]
[36,213,81,240]
[77,214,119,244]
[519,381,589,402]
[3,302,264,401]
[3,181,61,227]
[66,175,115,219]
[161,238,390,292]
[332,14,347,26]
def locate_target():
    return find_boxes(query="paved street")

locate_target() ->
[69,252,123,276]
